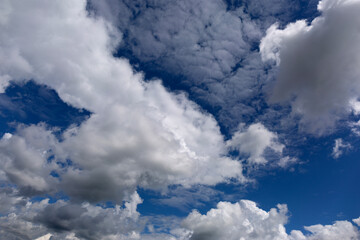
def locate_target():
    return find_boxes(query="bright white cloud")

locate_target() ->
[0,0,246,203]
[179,200,360,240]
[353,217,360,227]
[182,200,289,240]
[227,123,285,164]
[260,0,360,134]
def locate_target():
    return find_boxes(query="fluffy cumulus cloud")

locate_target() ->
[88,0,270,129]
[2,192,359,240]
[301,220,360,240]
[260,0,360,134]
[182,200,289,240]
[0,0,248,204]
[227,123,285,165]
[179,200,360,240]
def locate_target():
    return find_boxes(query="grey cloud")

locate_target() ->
[260,0,360,135]
[155,185,225,212]
[0,192,144,240]
[90,0,267,129]
[89,0,319,133]
[182,200,289,240]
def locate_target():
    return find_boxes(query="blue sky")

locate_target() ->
[0,0,360,239]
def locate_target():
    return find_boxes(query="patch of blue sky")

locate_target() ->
[0,81,90,136]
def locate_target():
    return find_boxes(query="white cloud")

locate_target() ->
[277,156,298,169]
[35,233,52,240]
[227,123,285,165]
[302,221,360,240]
[353,217,360,227]
[350,99,360,115]
[0,0,245,203]
[0,125,58,195]
[332,138,352,159]
[182,200,289,240]
[2,188,359,240]
[260,0,360,134]
[179,200,360,240]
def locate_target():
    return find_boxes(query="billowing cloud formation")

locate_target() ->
[180,200,360,240]
[260,0,360,134]
[183,200,289,240]
[1,0,353,239]
[0,0,298,238]
[0,0,249,203]
[301,220,360,240]
[2,192,359,240]
[0,191,143,240]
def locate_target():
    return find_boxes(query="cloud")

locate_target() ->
[0,191,144,240]
[0,0,246,204]
[180,200,360,240]
[155,185,225,212]
[332,138,352,159]
[34,233,52,240]
[34,192,143,240]
[0,1,299,237]
[277,156,298,169]
[260,0,360,134]
[182,200,289,240]
[302,221,360,240]
[89,0,268,129]
[227,123,285,165]
[354,217,360,227]
[0,125,58,196]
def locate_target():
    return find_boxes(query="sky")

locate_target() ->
[0,0,360,239]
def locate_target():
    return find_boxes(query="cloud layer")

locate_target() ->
[1,0,358,239]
